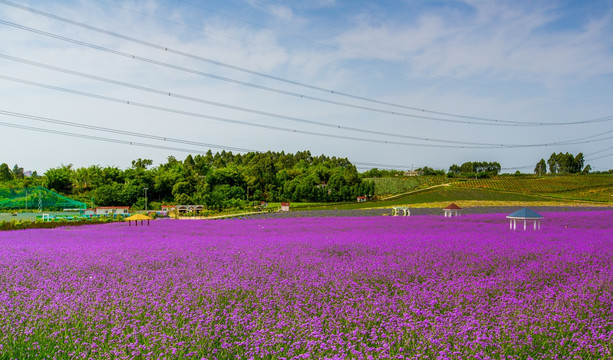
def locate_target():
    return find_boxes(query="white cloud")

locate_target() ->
[0,0,611,172]
[333,1,613,84]
[268,5,294,22]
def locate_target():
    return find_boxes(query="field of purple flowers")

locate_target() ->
[1,211,612,359]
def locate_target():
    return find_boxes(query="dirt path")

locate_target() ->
[378,183,451,200]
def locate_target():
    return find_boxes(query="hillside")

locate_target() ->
[309,174,612,211]
[365,175,448,196]
[454,175,613,203]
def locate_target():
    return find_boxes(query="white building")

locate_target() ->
[95,206,130,215]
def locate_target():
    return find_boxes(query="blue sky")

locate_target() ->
[0,0,612,173]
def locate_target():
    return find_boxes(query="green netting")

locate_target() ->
[0,186,86,210]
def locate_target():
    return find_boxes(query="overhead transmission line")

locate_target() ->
[0,53,521,147]
[2,108,611,171]
[0,74,492,149]
[5,54,612,148]
[1,6,612,127]
[3,74,613,150]
[175,0,533,101]
[1,109,609,172]
[1,0,519,124]
[585,146,613,157]
[0,19,508,128]
[94,0,611,107]
[0,112,413,170]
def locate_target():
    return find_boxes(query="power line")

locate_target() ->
[585,146,613,157]
[3,108,610,172]
[0,74,509,149]
[0,113,416,170]
[0,0,533,122]
[174,0,548,103]
[0,53,523,147]
[2,111,609,172]
[586,153,613,162]
[0,120,214,155]
[5,53,611,149]
[0,109,256,153]
[1,12,612,128]
[4,74,613,151]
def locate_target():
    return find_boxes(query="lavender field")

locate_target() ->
[1,211,612,359]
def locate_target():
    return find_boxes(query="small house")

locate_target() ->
[443,203,462,217]
[161,204,176,212]
[357,196,367,203]
[95,206,130,215]
[280,202,290,212]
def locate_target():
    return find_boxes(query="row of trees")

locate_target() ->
[534,152,588,175]
[1,151,374,211]
[448,161,502,178]
[0,163,35,182]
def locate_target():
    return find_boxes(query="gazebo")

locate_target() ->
[125,214,152,226]
[392,207,410,216]
[506,208,543,230]
[443,203,462,217]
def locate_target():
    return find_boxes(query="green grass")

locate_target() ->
[297,186,556,211]
[205,175,613,216]
[365,175,448,196]
[360,185,553,209]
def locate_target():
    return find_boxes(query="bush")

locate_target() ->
[1,216,124,231]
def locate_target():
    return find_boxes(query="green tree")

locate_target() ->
[534,159,547,176]
[12,164,24,179]
[573,153,585,173]
[92,183,124,206]
[44,164,74,194]
[172,181,193,204]
[547,153,559,174]
[0,163,12,182]
[131,158,153,170]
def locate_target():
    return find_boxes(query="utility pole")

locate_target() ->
[144,188,148,212]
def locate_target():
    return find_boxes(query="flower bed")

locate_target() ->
[1,211,612,358]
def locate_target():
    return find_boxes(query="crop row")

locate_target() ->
[382,186,545,206]
[456,176,613,202]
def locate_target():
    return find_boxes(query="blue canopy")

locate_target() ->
[506,208,543,219]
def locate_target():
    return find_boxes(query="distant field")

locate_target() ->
[455,175,613,202]
[300,185,556,211]
[365,175,448,196]
[368,185,550,207]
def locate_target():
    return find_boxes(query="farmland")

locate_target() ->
[1,211,612,358]
[455,175,613,203]
[328,174,612,211]
[307,185,559,211]
[365,176,448,196]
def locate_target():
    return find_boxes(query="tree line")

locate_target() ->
[534,152,588,175]
[0,151,374,211]
[448,161,502,178]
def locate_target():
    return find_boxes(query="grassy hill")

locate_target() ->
[365,175,448,196]
[310,174,613,210]
[454,174,613,203]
